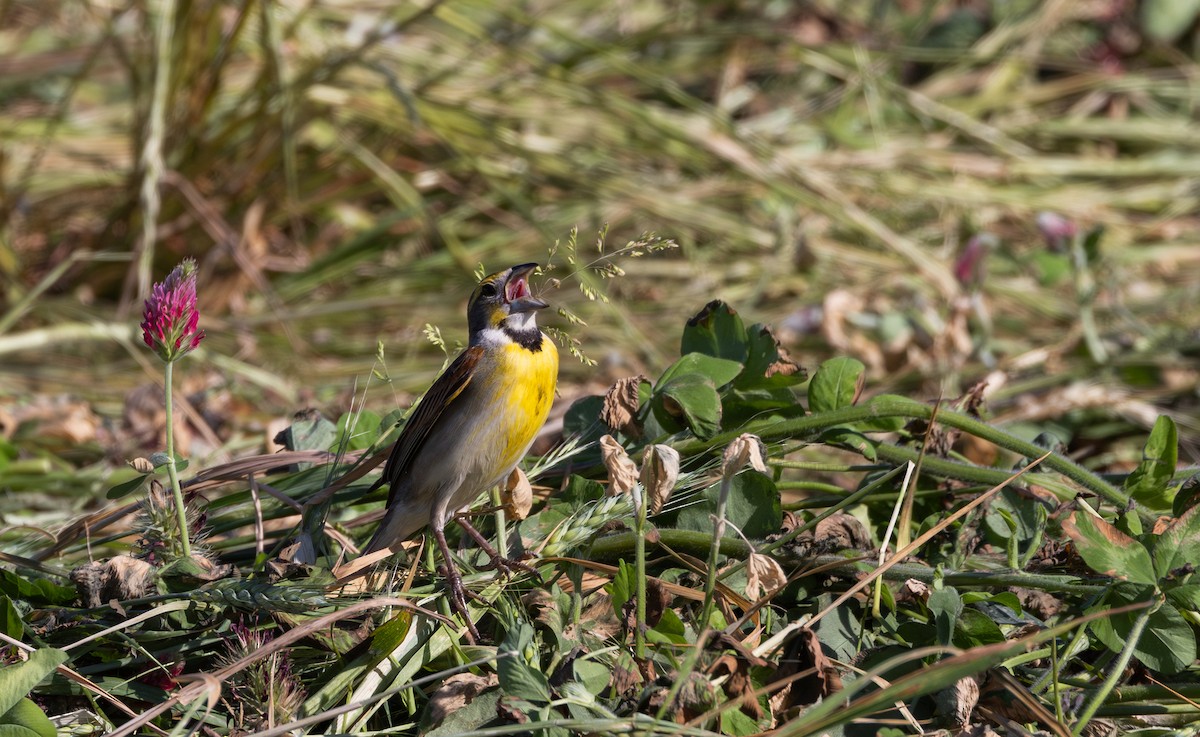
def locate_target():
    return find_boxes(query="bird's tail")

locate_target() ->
[361,498,425,556]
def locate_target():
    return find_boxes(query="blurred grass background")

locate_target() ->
[1,0,1198,466]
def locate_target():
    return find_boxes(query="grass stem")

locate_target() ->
[1071,599,1158,735]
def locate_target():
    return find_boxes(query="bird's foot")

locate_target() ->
[484,553,542,580]
[456,515,543,582]
[433,526,482,644]
[438,563,482,643]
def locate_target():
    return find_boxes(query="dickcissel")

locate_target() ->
[362,263,558,636]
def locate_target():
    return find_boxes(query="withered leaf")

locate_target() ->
[500,467,533,521]
[745,553,786,600]
[426,672,498,726]
[600,434,638,496]
[722,433,767,476]
[601,375,648,436]
[640,444,680,514]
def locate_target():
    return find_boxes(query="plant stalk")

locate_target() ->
[634,484,647,660]
[1071,599,1158,736]
[163,360,192,559]
[491,486,509,561]
[587,531,1106,596]
[673,397,1144,522]
[699,470,733,629]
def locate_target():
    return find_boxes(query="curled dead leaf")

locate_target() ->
[107,555,156,599]
[522,589,557,627]
[425,672,499,727]
[69,555,157,608]
[721,433,767,477]
[813,513,871,551]
[601,375,647,437]
[640,444,680,514]
[759,326,805,380]
[933,676,979,729]
[895,578,931,605]
[621,578,671,633]
[500,467,533,521]
[600,434,638,496]
[710,652,763,721]
[131,457,155,474]
[769,627,841,715]
[745,552,786,600]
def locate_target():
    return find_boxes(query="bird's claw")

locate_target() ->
[481,554,542,582]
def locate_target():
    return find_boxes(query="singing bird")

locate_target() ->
[362,263,558,634]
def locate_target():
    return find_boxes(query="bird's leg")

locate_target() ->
[431,523,481,644]
[454,514,542,581]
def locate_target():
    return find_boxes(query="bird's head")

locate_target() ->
[467,263,549,335]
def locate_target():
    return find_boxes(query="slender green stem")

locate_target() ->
[775,481,850,494]
[1071,231,1108,364]
[490,487,509,561]
[163,360,192,559]
[1032,624,1091,695]
[1071,599,1159,736]
[1052,636,1064,725]
[771,460,889,473]
[784,486,970,511]
[673,397,1142,521]
[698,471,733,629]
[655,465,742,721]
[634,486,647,660]
[587,531,1106,596]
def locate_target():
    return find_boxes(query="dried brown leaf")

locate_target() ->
[710,653,763,721]
[425,672,499,727]
[601,375,647,437]
[933,676,979,729]
[722,433,767,477]
[500,467,533,521]
[600,434,638,496]
[131,457,155,474]
[894,578,931,605]
[763,335,804,379]
[769,627,841,714]
[745,553,786,600]
[814,512,871,550]
[640,443,680,514]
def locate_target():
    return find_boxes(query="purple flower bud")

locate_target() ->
[141,259,205,362]
[1036,212,1077,253]
[954,233,996,288]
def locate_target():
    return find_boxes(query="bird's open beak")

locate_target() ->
[505,263,548,313]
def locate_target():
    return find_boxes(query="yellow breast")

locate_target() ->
[492,335,558,468]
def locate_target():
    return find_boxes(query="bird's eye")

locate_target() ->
[480,282,498,298]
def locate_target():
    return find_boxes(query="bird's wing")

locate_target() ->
[380,345,484,507]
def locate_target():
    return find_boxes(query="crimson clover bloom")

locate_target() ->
[141,259,205,362]
[953,233,997,289]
